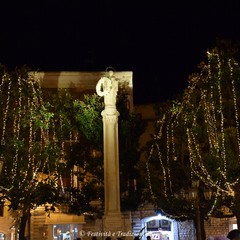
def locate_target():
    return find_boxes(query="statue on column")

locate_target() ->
[96,69,121,215]
[95,69,132,235]
[96,70,118,108]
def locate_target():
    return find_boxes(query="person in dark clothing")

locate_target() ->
[227,229,240,240]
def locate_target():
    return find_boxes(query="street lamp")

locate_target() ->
[188,180,212,240]
[176,180,212,240]
[188,181,202,240]
[203,188,212,201]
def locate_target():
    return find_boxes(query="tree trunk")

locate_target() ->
[200,211,206,240]
[194,207,206,240]
[195,207,202,240]
[19,215,27,240]
[18,209,30,240]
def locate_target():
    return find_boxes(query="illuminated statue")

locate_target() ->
[96,70,118,107]
[96,70,122,229]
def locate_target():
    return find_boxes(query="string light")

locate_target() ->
[1,78,11,145]
[146,49,240,218]
[0,69,72,208]
[228,59,240,160]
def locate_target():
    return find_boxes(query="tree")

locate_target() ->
[146,40,240,239]
[0,67,94,239]
[117,92,147,211]
[181,41,240,228]
[0,66,66,240]
[69,91,146,214]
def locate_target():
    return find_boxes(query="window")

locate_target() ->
[0,233,5,240]
[53,224,79,240]
[147,219,171,232]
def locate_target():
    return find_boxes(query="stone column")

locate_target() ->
[102,111,120,216]
[96,71,131,236]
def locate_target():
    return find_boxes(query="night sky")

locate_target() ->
[1,1,240,105]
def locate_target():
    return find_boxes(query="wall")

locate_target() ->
[204,217,233,239]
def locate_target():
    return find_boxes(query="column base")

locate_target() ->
[102,213,132,239]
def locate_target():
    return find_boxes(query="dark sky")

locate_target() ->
[1,1,240,105]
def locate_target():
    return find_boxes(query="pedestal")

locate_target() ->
[103,213,132,240]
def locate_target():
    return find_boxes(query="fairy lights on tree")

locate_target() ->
[146,41,240,229]
[0,66,76,240]
[0,66,146,239]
